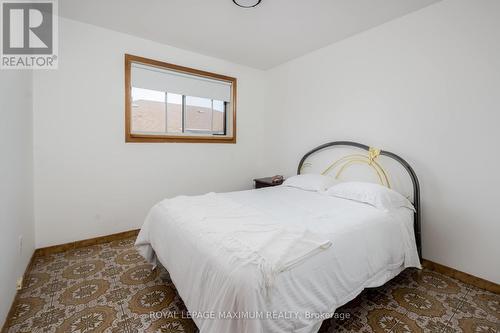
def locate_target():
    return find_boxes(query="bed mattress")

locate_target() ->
[136,186,421,333]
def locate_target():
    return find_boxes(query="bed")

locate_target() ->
[136,141,422,333]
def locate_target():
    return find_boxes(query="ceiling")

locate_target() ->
[59,0,440,70]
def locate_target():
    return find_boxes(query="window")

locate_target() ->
[125,54,237,143]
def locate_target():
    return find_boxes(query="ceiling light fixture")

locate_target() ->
[233,0,261,8]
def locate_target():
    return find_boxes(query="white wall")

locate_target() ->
[33,18,270,248]
[0,71,35,324]
[267,0,500,283]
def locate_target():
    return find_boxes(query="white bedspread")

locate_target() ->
[136,186,421,333]
[138,192,332,294]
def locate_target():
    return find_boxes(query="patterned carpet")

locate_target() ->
[4,237,498,333]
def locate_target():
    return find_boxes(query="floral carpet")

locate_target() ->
[4,237,498,333]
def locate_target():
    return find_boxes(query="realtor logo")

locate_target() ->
[1,0,58,69]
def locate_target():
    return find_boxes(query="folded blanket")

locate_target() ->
[137,192,332,295]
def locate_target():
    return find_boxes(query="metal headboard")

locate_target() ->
[297,141,421,259]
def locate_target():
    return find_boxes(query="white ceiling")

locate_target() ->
[59,0,440,70]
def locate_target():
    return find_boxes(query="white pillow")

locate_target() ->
[282,174,339,192]
[326,181,415,212]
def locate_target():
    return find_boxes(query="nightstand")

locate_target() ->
[253,177,284,189]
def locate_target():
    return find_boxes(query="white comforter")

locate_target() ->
[136,186,421,333]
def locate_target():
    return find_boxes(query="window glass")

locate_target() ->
[131,87,166,134]
[212,100,225,133]
[185,96,215,133]
[166,93,182,133]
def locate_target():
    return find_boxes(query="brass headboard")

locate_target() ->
[297,141,421,259]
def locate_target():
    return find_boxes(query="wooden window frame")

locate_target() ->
[125,54,237,143]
